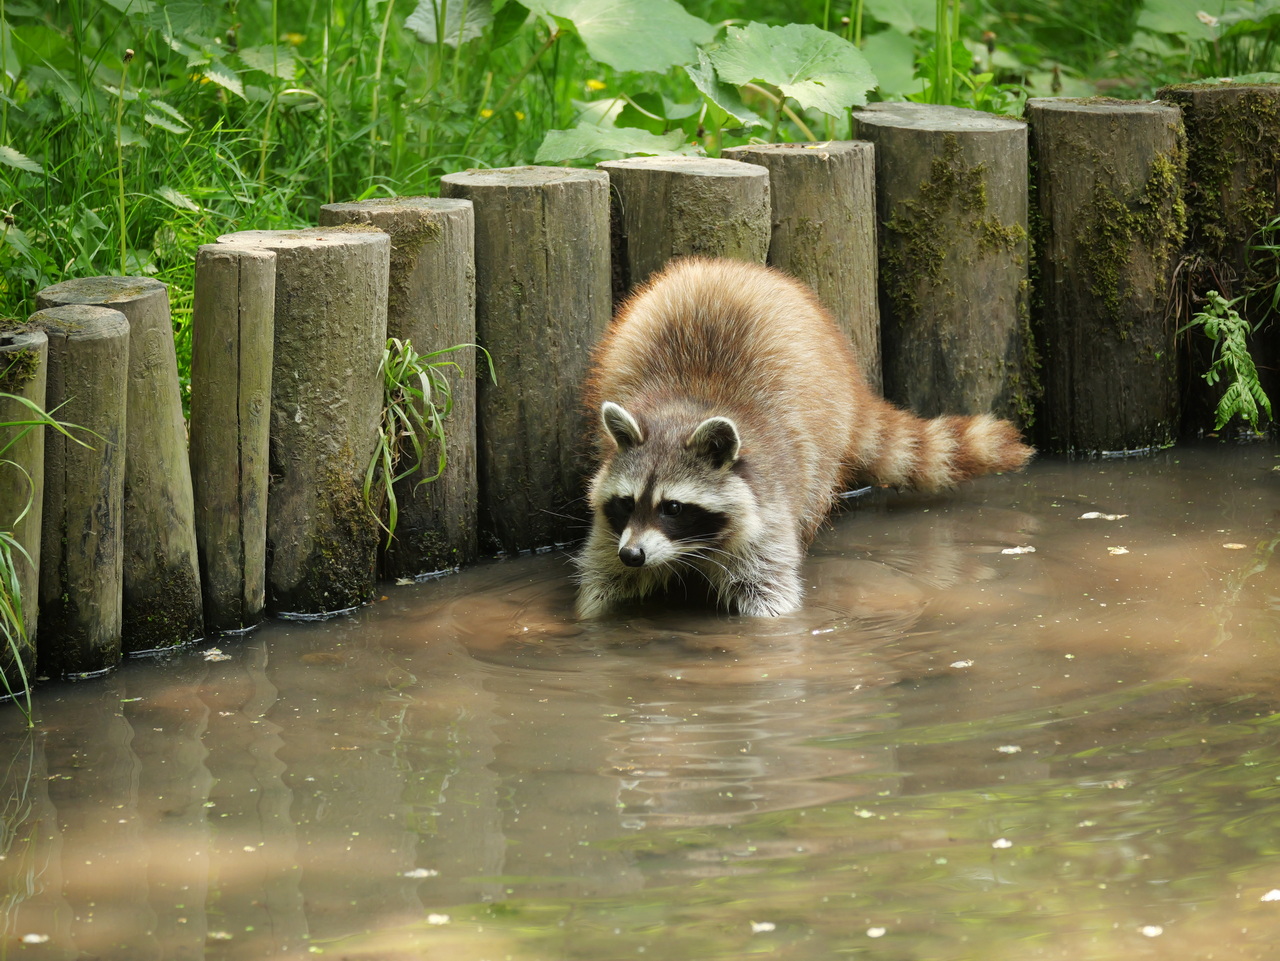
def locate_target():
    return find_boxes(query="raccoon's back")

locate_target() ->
[584,258,865,431]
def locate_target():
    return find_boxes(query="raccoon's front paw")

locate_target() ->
[725,580,803,617]
[735,593,803,617]
[575,578,617,619]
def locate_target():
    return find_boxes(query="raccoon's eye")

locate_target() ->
[659,500,683,517]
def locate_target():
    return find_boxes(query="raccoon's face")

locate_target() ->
[590,401,758,571]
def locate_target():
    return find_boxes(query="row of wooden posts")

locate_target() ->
[0,88,1277,689]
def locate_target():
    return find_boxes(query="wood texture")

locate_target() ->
[190,244,276,632]
[1157,82,1280,434]
[853,103,1034,423]
[597,156,771,301]
[0,328,47,690]
[722,141,881,391]
[440,166,610,554]
[319,197,478,577]
[217,226,390,616]
[36,277,203,652]
[27,306,128,677]
[1026,97,1185,454]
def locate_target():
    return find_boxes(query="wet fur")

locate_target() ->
[575,257,1033,618]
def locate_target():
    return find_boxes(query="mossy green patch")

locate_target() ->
[1161,84,1280,288]
[1073,137,1187,336]
[273,460,378,616]
[121,554,203,653]
[0,341,41,394]
[881,134,1025,322]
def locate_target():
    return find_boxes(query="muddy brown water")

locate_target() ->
[1,443,1277,960]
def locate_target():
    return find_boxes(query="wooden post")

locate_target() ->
[317,197,478,578]
[1026,98,1186,454]
[722,141,881,391]
[35,277,203,653]
[596,156,771,301]
[26,306,129,678]
[0,329,47,693]
[216,226,389,616]
[189,245,276,633]
[852,103,1034,424]
[439,166,610,554]
[1156,82,1280,433]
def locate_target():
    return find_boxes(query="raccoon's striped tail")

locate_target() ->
[854,406,1033,492]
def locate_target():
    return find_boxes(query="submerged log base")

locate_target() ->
[318,198,479,577]
[1156,82,1280,434]
[1026,97,1185,454]
[217,226,390,616]
[36,276,203,653]
[440,166,610,555]
[26,306,128,678]
[723,141,881,392]
[0,329,48,689]
[853,103,1033,424]
[190,245,276,634]
[597,156,771,302]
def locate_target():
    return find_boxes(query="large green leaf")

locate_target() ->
[524,0,716,73]
[202,60,244,98]
[534,123,700,163]
[238,45,297,81]
[863,0,936,34]
[684,48,766,128]
[0,146,41,174]
[1136,0,1226,39]
[708,22,877,116]
[860,26,918,96]
[406,0,494,47]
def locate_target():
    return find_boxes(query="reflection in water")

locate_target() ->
[0,444,1277,959]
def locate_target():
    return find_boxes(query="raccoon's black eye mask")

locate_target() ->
[602,493,727,543]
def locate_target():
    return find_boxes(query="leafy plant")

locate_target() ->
[1179,290,1274,432]
[535,18,878,162]
[363,337,496,547]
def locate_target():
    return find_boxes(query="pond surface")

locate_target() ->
[1,442,1278,960]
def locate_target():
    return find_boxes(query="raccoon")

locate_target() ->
[575,257,1033,618]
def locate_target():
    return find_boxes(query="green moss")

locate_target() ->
[272,460,378,615]
[0,341,40,394]
[1073,136,1187,334]
[879,133,1038,425]
[121,555,203,653]
[1161,85,1280,279]
[881,134,1025,321]
[385,218,443,324]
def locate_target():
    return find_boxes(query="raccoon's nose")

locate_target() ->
[618,545,645,567]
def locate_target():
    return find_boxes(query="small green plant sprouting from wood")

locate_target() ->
[1179,290,1273,432]
[364,338,495,547]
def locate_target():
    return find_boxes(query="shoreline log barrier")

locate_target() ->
[189,245,276,634]
[852,103,1035,425]
[722,141,882,392]
[27,306,129,678]
[216,226,390,617]
[35,277,203,654]
[1025,98,1186,455]
[596,156,771,302]
[317,197,479,578]
[439,166,610,555]
[0,329,48,692]
[1156,82,1280,433]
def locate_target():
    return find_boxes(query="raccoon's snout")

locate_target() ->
[618,545,645,567]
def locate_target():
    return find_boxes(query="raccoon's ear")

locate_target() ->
[687,416,740,469]
[601,401,644,450]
